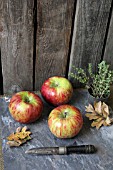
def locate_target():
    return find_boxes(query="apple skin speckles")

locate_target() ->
[41,76,73,106]
[48,105,83,138]
[9,91,43,124]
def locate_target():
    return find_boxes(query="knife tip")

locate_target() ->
[25,150,30,154]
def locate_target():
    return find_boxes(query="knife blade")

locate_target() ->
[25,145,96,155]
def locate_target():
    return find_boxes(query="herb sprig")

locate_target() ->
[69,61,113,98]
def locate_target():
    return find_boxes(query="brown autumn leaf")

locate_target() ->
[7,126,32,147]
[7,141,21,147]
[85,101,113,129]
[16,127,21,133]
[85,113,100,120]
[85,104,95,113]
[94,101,102,115]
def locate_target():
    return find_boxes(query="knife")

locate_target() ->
[25,145,96,155]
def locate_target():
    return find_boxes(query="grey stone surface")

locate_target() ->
[0,89,113,170]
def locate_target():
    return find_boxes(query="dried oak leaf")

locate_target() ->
[7,126,32,147]
[7,141,21,147]
[85,101,113,129]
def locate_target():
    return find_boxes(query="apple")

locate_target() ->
[41,76,73,106]
[48,105,83,138]
[9,91,43,124]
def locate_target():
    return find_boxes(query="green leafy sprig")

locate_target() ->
[69,61,113,98]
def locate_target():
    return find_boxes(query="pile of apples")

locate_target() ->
[9,76,83,138]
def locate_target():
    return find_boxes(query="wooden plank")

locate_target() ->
[1,0,34,94]
[0,50,3,95]
[103,9,113,69]
[0,1,4,94]
[35,0,75,90]
[0,0,3,46]
[68,0,112,87]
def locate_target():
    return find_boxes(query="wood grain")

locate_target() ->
[0,0,3,46]
[103,9,113,69]
[68,0,112,87]
[1,0,34,94]
[35,0,75,90]
[0,0,3,94]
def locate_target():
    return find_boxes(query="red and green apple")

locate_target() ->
[9,91,43,124]
[48,105,83,138]
[41,76,73,106]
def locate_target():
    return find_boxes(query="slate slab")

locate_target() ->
[0,89,113,170]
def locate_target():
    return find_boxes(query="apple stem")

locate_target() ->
[24,97,30,103]
[64,112,68,118]
[50,82,59,88]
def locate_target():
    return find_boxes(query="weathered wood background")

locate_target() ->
[0,0,113,94]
